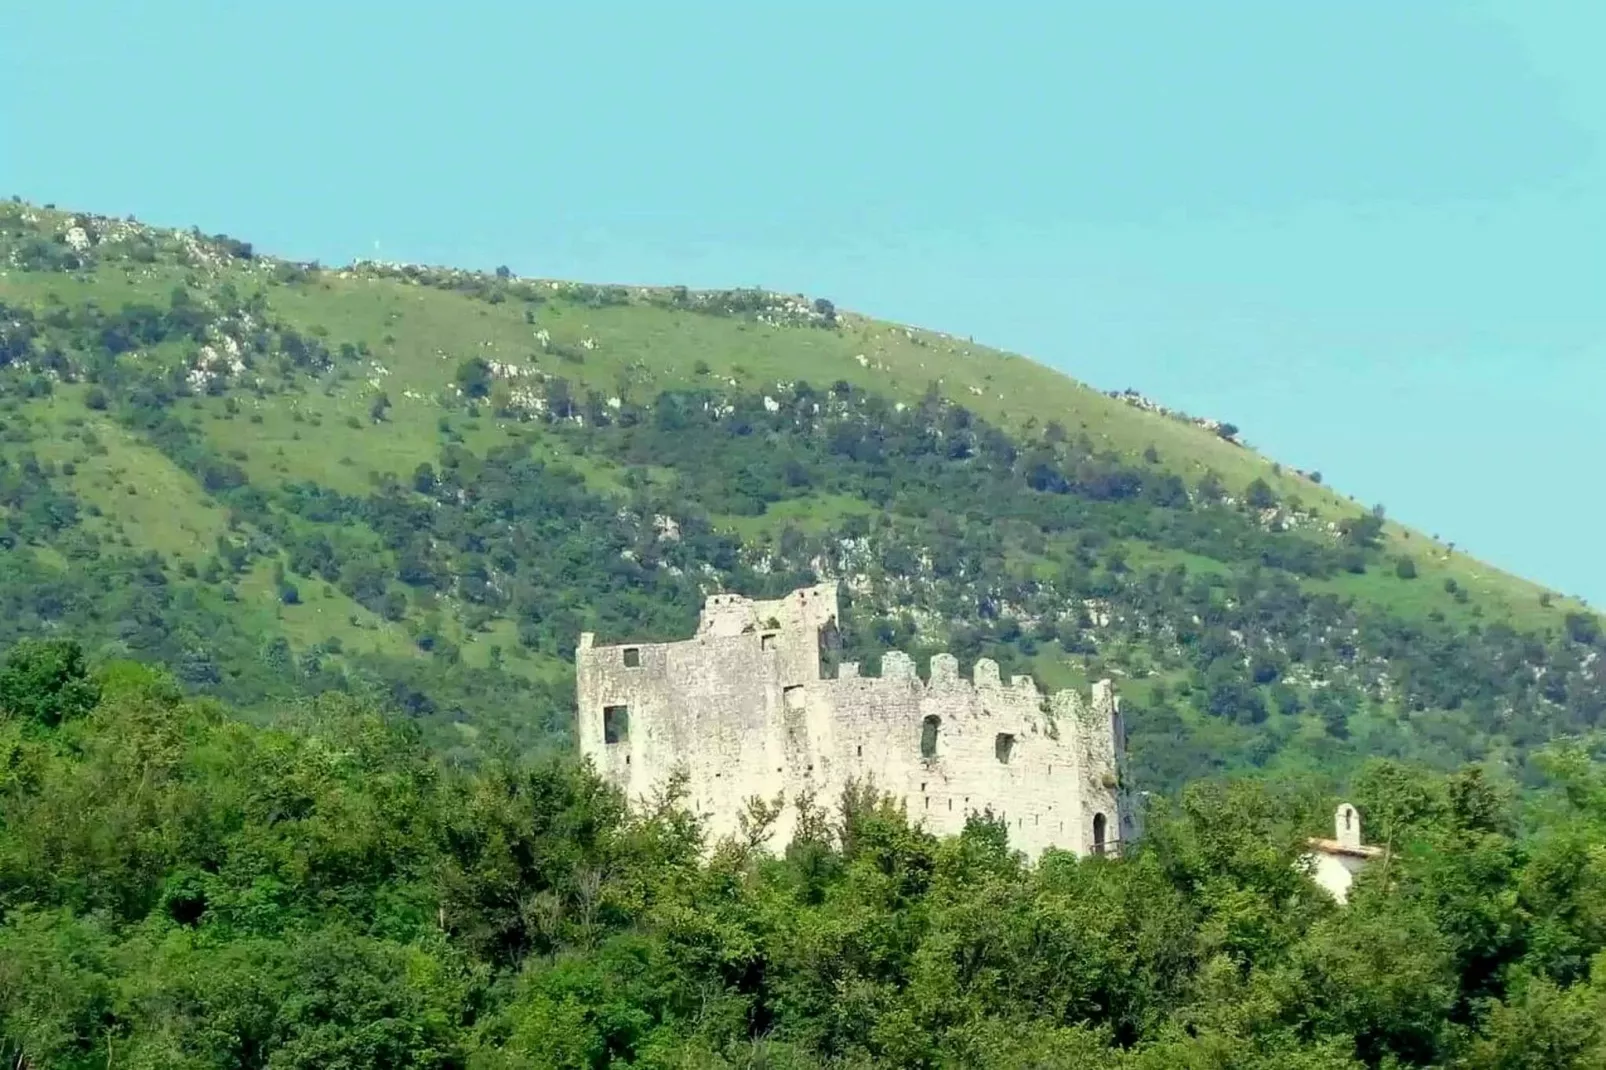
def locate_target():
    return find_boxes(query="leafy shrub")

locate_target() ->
[0,638,100,725]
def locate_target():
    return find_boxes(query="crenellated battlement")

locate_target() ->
[831,650,1074,718]
[575,584,1131,859]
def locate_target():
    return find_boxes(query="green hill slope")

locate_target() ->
[1,199,1600,783]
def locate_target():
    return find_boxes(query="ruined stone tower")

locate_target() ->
[576,582,1132,859]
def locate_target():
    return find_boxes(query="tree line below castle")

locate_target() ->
[2,637,1604,1068]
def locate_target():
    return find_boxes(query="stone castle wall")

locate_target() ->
[576,582,1131,858]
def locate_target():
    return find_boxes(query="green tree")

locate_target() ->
[1340,513,1384,549]
[1564,611,1600,646]
[454,357,492,399]
[1245,478,1278,510]
[1462,975,1606,1070]
[0,638,100,726]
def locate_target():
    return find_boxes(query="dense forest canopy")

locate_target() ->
[2,639,1605,1068]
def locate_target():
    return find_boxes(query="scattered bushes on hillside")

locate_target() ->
[2,204,1603,789]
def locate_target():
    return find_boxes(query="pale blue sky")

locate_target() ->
[3,1,1601,604]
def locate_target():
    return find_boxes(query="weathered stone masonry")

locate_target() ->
[576,582,1132,858]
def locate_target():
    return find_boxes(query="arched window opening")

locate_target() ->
[1092,812,1108,855]
[994,733,1016,763]
[1344,807,1353,831]
[920,714,941,760]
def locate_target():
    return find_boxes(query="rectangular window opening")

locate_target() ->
[783,684,806,710]
[602,705,629,745]
[622,647,641,668]
[995,732,1016,764]
[761,632,777,652]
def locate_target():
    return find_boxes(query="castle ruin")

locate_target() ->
[576,582,1132,859]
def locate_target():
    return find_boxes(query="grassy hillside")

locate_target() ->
[1,199,1601,783]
